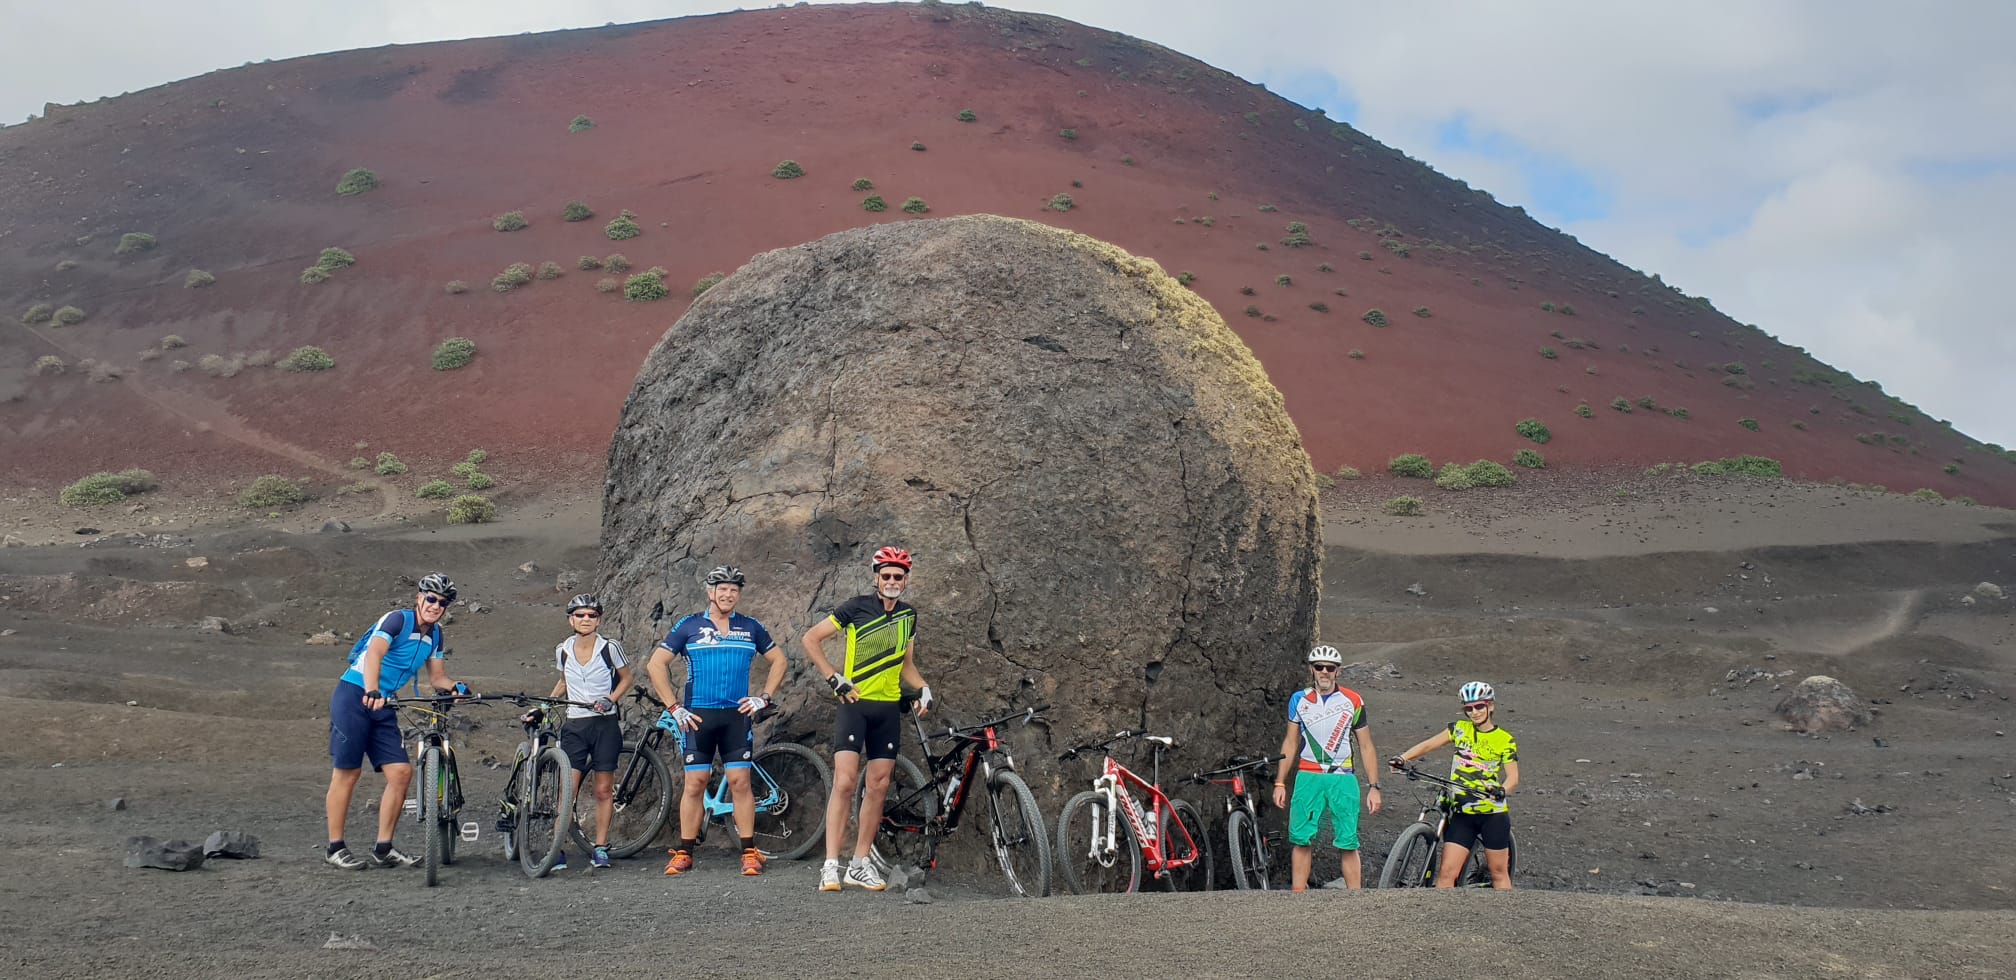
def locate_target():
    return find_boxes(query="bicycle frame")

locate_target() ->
[399,702,479,843]
[880,714,1012,865]
[1089,742,1200,879]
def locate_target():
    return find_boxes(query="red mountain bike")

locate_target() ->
[1054,730,1212,894]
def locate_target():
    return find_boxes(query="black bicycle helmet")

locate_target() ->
[566,593,603,614]
[703,565,746,587]
[416,572,458,603]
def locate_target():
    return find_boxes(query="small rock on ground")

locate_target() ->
[203,831,260,859]
[125,836,205,871]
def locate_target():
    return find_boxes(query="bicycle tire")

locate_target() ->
[441,751,462,866]
[986,770,1052,897]
[1377,822,1438,888]
[519,746,574,878]
[1055,789,1142,895]
[869,755,935,873]
[750,742,831,861]
[1226,808,1270,890]
[1460,833,1516,887]
[605,744,675,858]
[421,745,443,887]
[1162,799,1213,892]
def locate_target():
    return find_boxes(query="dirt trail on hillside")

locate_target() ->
[0,480,2011,977]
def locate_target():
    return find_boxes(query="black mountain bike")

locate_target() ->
[871,705,1052,897]
[494,695,592,878]
[617,687,832,860]
[1377,762,1517,889]
[1189,754,1283,890]
[390,694,481,887]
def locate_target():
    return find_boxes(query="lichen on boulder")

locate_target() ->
[599,214,1320,814]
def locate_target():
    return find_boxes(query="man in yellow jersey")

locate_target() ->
[1391,680,1520,888]
[800,546,933,892]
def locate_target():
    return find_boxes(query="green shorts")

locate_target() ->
[1288,771,1362,850]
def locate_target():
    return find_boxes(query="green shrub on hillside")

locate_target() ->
[374,453,408,476]
[1466,460,1516,487]
[1389,453,1433,478]
[562,202,594,222]
[1059,129,1077,141]
[317,248,355,270]
[1690,455,1782,478]
[33,354,66,375]
[1048,193,1074,212]
[1910,488,1943,501]
[536,261,564,280]
[335,168,379,195]
[1539,347,1557,359]
[602,254,631,273]
[910,142,926,151]
[465,471,496,491]
[1362,309,1389,327]
[1280,222,1311,248]
[115,232,157,255]
[1413,306,1432,318]
[1514,418,1550,444]
[239,475,307,508]
[1433,462,1475,491]
[450,461,479,479]
[956,108,976,122]
[22,304,54,324]
[596,277,619,293]
[568,115,594,133]
[1309,301,1328,313]
[184,269,215,288]
[1574,403,1594,418]
[446,494,496,524]
[493,211,529,232]
[198,353,242,377]
[862,195,887,212]
[432,337,477,371]
[692,272,726,297]
[59,469,157,507]
[279,346,335,372]
[1513,449,1545,469]
[1347,349,1365,359]
[1738,417,1760,431]
[445,280,468,294]
[577,255,602,271]
[416,480,455,500]
[300,266,331,285]
[465,449,487,465]
[605,215,641,240]
[53,305,86,325]
[1275,275,1292,286]
[624,271,668,302]
[492,262,534,292]
[1382,496,1424,517]
[1336,466,1362,480]
[772,160,805,179]
[902,197,929,214]
[1611,397,1632,414]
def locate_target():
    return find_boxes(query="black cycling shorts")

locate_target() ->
[561,715,623,773]
[832,700,902,761]
[1443,810,1513,852]
[680,708,753,771]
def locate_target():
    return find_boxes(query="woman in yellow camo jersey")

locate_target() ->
[1390,680,1520,888]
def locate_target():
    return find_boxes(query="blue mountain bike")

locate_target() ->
[616,688,832,860]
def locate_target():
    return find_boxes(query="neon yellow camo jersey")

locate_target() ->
[1446,719,1517,815]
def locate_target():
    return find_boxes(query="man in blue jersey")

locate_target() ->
[324,573,474,870]
[647,565,787,877]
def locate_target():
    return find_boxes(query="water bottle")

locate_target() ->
[943,774,962,810]
[1141,808,1159,843]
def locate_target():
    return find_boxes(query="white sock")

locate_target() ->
[823,858,840,869]
[849,856,867,870]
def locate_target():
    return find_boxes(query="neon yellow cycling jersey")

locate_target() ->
[827,595,916,702]
[1446,719,1516,815]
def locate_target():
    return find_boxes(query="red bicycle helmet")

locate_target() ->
[871,546,913,572]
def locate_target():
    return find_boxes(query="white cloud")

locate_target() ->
[4,1,2010,444]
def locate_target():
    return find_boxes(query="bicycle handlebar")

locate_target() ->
[926,704,1049,742]
[1391,761,1506,801]
[1190,753,1286,782]
[1057,728,1175,760]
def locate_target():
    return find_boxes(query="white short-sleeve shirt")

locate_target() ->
[555,635,626,719]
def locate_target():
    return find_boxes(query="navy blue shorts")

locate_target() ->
[680,708,753,771]
[329,681,408,771]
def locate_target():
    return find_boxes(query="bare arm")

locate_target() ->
[1500,760,1520,796]
[758,647,786,699]
[1396,728,1453,765]
[646,646,684,707]
[1272,721,1299,809]
[425,657,461,694]
[898,641,925,692]
[357,635,392,696]
[1356,726,1382,813]
[799,619,840,679]
[609,663,634,703]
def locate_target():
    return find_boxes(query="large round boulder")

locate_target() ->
[599,215,1320,805]
[1774,675,1872,733]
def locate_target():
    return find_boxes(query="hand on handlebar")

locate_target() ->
[1388,756,1408,772]
[362,691,389,711]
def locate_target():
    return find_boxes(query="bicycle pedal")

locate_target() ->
[401,799,419,814]
[460,822,480,842]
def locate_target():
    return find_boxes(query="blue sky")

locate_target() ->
[4,1,2013,448]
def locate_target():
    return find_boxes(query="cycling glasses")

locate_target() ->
[1463,701,1492,712]
[877,572,907,582]
[1309,664,1338,673]
[570,611,601,619]
[421,594,452,607]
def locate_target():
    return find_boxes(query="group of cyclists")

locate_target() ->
[325,546,1519,891]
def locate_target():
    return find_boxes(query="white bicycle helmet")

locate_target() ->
[1306,645,1344,665]
[1459,680,1495,703]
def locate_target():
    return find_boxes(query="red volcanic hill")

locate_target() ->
[3,2,2010,505]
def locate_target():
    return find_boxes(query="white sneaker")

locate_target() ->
[368,845,420,869]
[325,847,367,870]
[819,860,843,892]
[843,860,887,891]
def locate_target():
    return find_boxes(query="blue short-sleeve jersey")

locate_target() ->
[657,612,777,709]
[340,610,445,696]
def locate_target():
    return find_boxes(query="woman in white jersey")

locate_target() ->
[547,593,633,870]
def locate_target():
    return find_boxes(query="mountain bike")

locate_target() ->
[616,687,832,860]
[1377,762,1517,889]
[871,705,1052,897]
[1054,729,1211,894]
[390,694,482,887]
[493,694,592,878]
[532,688,673,860]
[1188,754,1283,890]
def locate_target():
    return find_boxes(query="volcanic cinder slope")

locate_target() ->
[2,2,2010,505]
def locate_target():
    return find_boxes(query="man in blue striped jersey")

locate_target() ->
[646,565,787,877]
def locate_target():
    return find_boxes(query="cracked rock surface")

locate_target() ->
[601,215,1320,825]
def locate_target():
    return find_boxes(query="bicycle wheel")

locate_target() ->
[1460,833,1516,887]
[1226,808,1270,890]
[1161,799,1213,892]
[1055,789,1142,895]
[986,770,1051,897]
[603,745,675,858]
[750,742,831,861]
[1377,822,1438,888]
[518,746,574,878]
[869,755,935,873]
[421,745,443,887]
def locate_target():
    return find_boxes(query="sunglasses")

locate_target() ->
[1310,663,1338,673]
[570,611,601,619]
[421,595,451,607]
[878,573,907,582]
[1463,701,1493,712]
